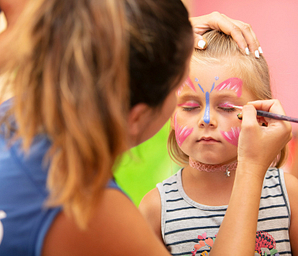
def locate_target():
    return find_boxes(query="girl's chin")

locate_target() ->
[191,158,237,166]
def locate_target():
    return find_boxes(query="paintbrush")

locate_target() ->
[227,104,298,123]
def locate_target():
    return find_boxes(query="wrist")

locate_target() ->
[235,161,267,185]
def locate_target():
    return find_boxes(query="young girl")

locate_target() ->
[139,30,298,256]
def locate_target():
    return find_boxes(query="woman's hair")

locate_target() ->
[0,0,193,228]
[126,0,193,109]
[1,0,129,228]
[168,30,287,168]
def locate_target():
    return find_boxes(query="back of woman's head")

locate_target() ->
[126,0,193,109]
[1,0,194,228]
[1,0,129,228]
[168,30,287,168]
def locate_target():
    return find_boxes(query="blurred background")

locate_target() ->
[1,0,298,206]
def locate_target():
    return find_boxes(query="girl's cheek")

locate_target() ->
[220,126,240,146]
[174,113,193,147]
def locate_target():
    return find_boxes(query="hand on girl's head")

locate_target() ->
[191,12,262,57]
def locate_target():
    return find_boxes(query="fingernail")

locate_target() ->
[245,47,249,55]
[198,39,206,49]
[255,50,260,58]
[237,113,243,120]
[258,46,263,54]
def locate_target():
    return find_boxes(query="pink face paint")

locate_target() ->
[218,103,234,108]
[220,127,240,146]
[177,77,196,96]
[174,113,193,147]
[215,78,243,97]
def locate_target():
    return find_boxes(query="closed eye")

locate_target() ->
[178,102,200,112]
[182,107,198,112]
[218,107,236,112]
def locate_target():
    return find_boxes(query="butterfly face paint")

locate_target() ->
[174,113,193,147]
[215,77,242,97]
[177,77,196,96]
[220,127,241,146]
[194,77,243,124]
[196,77,216,124]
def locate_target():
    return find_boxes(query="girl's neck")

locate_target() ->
[189,157,237,176]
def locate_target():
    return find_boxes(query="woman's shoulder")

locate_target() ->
[42,188,169,256]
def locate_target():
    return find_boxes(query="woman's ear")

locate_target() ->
[128,103,152,139]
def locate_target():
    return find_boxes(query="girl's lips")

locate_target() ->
[198,136,220,143]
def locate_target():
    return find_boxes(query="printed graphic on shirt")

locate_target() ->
[191,232,215,256]
[189,231,279,256]
[0,210,6,244]
[255,231,279,256]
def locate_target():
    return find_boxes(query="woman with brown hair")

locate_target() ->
[0,0,291,255]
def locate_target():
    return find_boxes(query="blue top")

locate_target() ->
[0,99,124,255]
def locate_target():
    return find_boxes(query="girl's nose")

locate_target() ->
[203,92,210,124]
[198,93,217,128]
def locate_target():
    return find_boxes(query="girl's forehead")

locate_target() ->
[177,73,255,103]
[189,64,235,85]
[179,75,243,96]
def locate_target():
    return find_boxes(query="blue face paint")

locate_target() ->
[203,92,210,124]
[198,83,204,93]
[210,82,215,92]
[196,76,220,125]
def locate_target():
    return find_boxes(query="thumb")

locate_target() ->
[241,105,257,127]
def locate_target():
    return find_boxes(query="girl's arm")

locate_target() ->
[139,187,163,242]
[42,188,171,256]
[210,100,292,256]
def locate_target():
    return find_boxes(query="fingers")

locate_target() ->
[190,12,262,57]
[245,100,292,141]
[247,99,286,115]
[240,104,258,127]
[221,14,261,57]
[238,102,292,170]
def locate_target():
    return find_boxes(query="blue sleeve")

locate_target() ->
[107,179,123,191]
[107,179,131,201]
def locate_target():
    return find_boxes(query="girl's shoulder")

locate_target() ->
[283,171,298,254]
[158,169,182,187]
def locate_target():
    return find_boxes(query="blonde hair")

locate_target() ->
[1,0,129,228]
[168,30,287,168]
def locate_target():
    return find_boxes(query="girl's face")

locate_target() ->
[173,61,255,165]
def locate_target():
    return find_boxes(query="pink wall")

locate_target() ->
[190,0,298,129]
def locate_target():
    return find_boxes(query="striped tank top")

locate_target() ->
[157,168,291,256]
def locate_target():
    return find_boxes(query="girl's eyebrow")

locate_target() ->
[177,102,200,107]
[177,93,200,102]
[178,90,199,99]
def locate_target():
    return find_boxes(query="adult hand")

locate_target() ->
[190,12,261,58]
[237,99,292,178]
